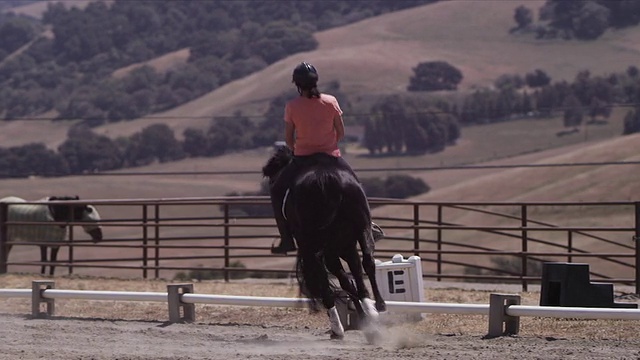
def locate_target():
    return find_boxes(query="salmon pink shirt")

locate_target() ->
[284,93,342,157]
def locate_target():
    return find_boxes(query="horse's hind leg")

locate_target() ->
[39,246,47,275]
[49,246,60,276]
[324,252,365,315]
[299,248,343,339]
[362,252,386,312]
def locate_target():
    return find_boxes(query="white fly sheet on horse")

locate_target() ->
[0,196,103,274]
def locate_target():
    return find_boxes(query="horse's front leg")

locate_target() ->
[340,248,383,345]
[39,246,47,275]
[339,247,380,322]
[49,246,60,276]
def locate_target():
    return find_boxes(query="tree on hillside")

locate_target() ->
[494,74,525,91]
[384,175,430,198]
[0,143,69,178]
[534,0,640,40]
[2,0,436,120]
[407,61,463,92]
[359,175,430,199]
[364,95,459,155]
[252,21,318,64]
[182,128,210,157]
[208,115,255,154]
[562,95,583,128]
[623,108,640,135]
[525,69,551,88]
[513,5,533,31]
[58,127,123,173]
[123,124,185,166]
[363,117,384,155]
[588,97,611,122]
[607,0,640,28]
[0,16,38,59]
[572,1,610,40]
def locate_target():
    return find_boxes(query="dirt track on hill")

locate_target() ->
[2,313,640,360]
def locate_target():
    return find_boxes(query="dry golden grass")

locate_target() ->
[88,0,640,140]
[1,274,639,340]
[4,1,640,145]
[1,0,638,219]
[111,48,191,79]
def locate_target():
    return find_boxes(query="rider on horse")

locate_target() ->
[269,62,383,254]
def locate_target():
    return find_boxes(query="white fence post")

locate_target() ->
[32,280,55,318]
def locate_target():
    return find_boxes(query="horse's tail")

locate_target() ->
[293,170,343,310]
[296,247,339,311]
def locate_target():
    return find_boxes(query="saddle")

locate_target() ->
[293,152,339,168]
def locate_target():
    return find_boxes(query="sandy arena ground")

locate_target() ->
[2,277,640,360]
[2,313,640,360]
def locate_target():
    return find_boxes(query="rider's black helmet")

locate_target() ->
[292,62,318,89]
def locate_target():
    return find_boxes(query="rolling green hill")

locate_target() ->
[1,0,638,224]
[91,0,640,141]
[3,0,640,148]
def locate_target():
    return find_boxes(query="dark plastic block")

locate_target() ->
[540,262,637,309]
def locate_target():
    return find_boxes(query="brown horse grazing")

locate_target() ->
[262,147,386,341]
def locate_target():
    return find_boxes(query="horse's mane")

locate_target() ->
[46,195,88,223]
[262,146,293,179]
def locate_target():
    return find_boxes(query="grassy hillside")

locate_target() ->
[1,113,634,203]
[2,126,638,278]
[0,0,636,204]
[93,0,640,140]
[3,0,640,148]
[2,1,639,280]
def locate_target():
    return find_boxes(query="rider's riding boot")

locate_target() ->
[271,208,297,254]
[271,235,296,254]
[271,228,296,254]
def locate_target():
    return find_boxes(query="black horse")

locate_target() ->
[262,147,386,340]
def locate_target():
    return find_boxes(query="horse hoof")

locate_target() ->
[361,298,379,319]
[327,306,345,339]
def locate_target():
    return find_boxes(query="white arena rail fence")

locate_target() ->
[1,281,640,338]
